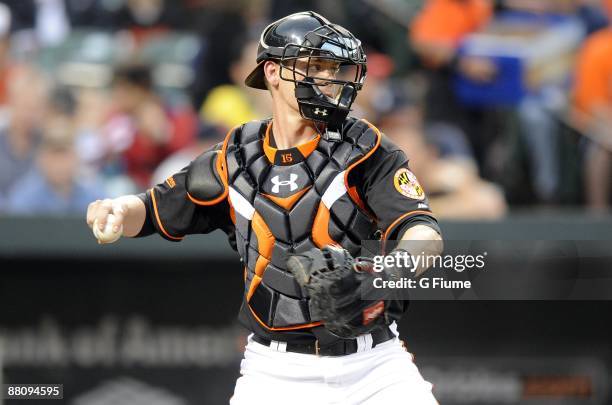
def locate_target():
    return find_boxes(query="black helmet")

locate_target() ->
[245,11,367,130]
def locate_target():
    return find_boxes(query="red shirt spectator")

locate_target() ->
[104,64,196,188]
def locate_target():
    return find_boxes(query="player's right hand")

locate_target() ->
[86,199,128,243]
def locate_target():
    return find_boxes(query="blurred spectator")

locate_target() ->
[386,123,507,220]
[502,0,611,31]
[1,0,187,39]
[0,3,13,108]
[572,24,612,210]
[186,1,248,107]
[410,0,492,70]
[411,0,601,204]
[150,121,225,186]
[46,85,111,185]
[2,0,70,46]
[382,103,507,219]
[0,1,607,216]
[409,0,498,172]
[349,51,395,123]
[497,0,609,205]
[5,120,104,215]
[502,1,589,204]
[103,63,196,189]
[104,0,189,44]
[0,66,48,208]
[200,40,271,129]
[71,87,112,179]
[575,0,611,34]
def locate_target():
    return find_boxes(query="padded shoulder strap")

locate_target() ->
[186,149,228,206]
[342,119,382,218]
[344,118,382,179]
[185,124,238,205]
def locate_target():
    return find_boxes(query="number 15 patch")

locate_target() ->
[393,168,425,200]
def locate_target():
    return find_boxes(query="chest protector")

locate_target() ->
[211,118,381,332]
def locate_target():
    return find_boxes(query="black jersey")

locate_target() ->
[137,118,439,342]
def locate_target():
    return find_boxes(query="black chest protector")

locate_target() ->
[219,118,381,336]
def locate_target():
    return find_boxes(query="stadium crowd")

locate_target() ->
[0,0,610,218]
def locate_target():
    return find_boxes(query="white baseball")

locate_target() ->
[93,214,123,244]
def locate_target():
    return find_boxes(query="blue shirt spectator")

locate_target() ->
[5,125,105,215]
[6,168,104,215]
[0,128,38,207]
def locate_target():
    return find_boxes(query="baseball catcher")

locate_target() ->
[87,11,442,404]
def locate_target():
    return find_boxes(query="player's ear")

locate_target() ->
[263,60,280,89]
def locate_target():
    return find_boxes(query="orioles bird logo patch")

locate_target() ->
[393,168,425,200]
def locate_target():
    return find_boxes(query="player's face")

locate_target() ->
[282,57,347,100]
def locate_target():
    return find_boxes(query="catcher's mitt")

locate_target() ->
[286,246,387,338]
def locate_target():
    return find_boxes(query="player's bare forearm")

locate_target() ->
[86,195,147,241]
[397,224,443,277]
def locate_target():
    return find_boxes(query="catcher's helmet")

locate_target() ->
[245,11,367,131]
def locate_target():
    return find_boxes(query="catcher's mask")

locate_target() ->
[245,11,367,134]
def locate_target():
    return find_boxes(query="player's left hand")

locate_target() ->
[287,246,387,338]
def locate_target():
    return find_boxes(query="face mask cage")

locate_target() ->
[280,48,365,88]
[280,52,365,102]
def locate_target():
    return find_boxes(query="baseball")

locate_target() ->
[92,214,123,244]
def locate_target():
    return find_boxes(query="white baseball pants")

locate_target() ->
[230,330,437,405]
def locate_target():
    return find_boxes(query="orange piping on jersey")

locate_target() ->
[247,303,323,331]
[382,210,435,241]
[312,201,340,248]
[261,186,311,210]
[150,187,184,241]
[344,119,382,184]
[186,124,238,206]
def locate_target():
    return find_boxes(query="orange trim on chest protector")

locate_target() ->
[263,121,320,164]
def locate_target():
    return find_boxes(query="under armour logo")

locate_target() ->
[271,174,298,193]
[314,108,328,116]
